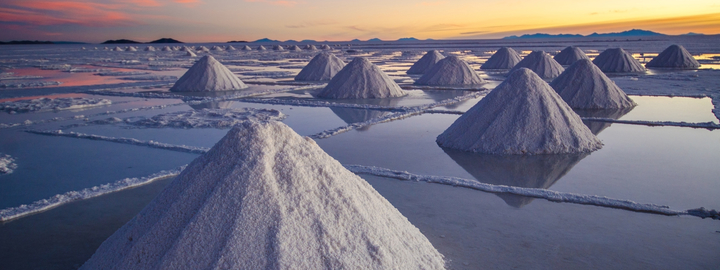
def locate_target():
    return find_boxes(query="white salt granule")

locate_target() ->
[592,48,645,73]
[406,50,445,74]
[553,46,589,65]
[481,47,522,69]
[318,57,407,99]
[294,52,346,81]
[509,51,565,79]
[550,59,636,109]
[414,55,484,85]
[169,55,247,92]
[646,44,700,69]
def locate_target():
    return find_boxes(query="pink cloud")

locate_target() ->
[0,1,136,27]
[244,0,299,7]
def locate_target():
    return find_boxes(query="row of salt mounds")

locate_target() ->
[509,51,564,79]
[550,59,636,109]
[592,48,645,73]
[0,154,17,174]
[553,46,589,65]
[125,108,285,128]
[646,44,700,69]
[0,97,111,113]
[170,55,247,92]
[481,47,521,69]
[406,50,444,74]
[437,68,602,154]
[318,57,407,99]
[80,121,445,270]
[415,56,484,85]
[294,52,346,81]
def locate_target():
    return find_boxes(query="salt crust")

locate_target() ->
[318,57,407,99]
[646,44,700,69]
[592,48,645,73]
[509,51,565,79]
[169,55,247,92]
[80,121,445,269]
[550,59,636,109]
[294,52,346,81]
[481,47,522,69]
[437,68,602,154]
[123,108,285,129]
[0,97,111,113]
[406,50,444,74]
[415,55,484,85]
[553,46,589,65]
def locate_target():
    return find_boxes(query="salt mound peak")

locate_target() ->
[415,55,484,85]
[407,50,445,74]
[273,45,285,51]
[295,52,346,81]
[437,68,602,154]
[318,57,407,99]
[592,48,645,73]
[256,45,267,50]
[550,59,636,109]
[553,46,589,65]
[80,121,445,270]
[646,44,700,69]
[481,47,522,69]
[170,55,247,92]
[197,46,210,52]
[241,45,252,50]
[509,51,565,79]
[225,45,236,51]
[306,45,318,50]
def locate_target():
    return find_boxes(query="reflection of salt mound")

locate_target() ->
[646,44,700,69]
[550,59,636,109]
[437,68,602,154]
[321,44,331,50]
[241,45,252,51]
[592,48,645,73]
[509,51,564,79]
[415,56,484,85]
[185,50,197,57]
[481,47,522,69]
[407,50,445,74]
[443,148,588,207]
[256,45,267,50]
[273,45,285,51]
[574,107,634,135]
[553,46,589,65]
[81,121,445,270]
[144,46,155,52]
[318,57,407,99]
[294,53,346,81]
[170,55,247,92]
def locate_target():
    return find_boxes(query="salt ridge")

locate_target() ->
[27,130,210,154]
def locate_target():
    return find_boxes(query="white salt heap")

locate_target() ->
[592,48,645,73]
[437,68,602,154]
[481,47,522,69]
[406,50,445,74]
[161,46,172,51]
[646,44,700,69]
[550,59,636,109]
[185,50,197,57]
[306,45,318,50]
[256,45,267,50]
[415,55,484,85]
[80,121,445,270]
[169,55,247,92]
[295,52,346,81]
[126,47,137,52]
[273,45,285,51]
[197,46,210,52]
[509,51,565,79]
[288,45,301,51]
[225,45,236,51]
[144,46,155,52]
[241,45,252,50]
[553,46,589,65]
[321,44,331,50]
[318,57,407,99]
[211,46,224,51]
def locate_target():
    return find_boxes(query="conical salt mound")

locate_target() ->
[80,121,445,270]
[321,44,331,50]
[481,47,522,69]
[415,56,484,85]
[509,51,564,79]
[185,50,197,57]
[288,45,301,51]
[406,50,445,74]
[306,45,318,50]
[180,46,191,52]
[241,45,252,51]
[256,45,267,50]
[273,45,285,51]
[437,68,602,154]
[550,59,636,109]
[225,45,236,51]
[646,44,700,69]
[211,46,224,51]
[294,52,346,81]
[170,55,247,92]
[318,57,407,99]
[144,46,155,52]
[126,46,137,52]
[161,46,172,51]
[553,46,589,65]
[592,48,645,73]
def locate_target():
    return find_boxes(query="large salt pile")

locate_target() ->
[481,47,522,69]
[406,50,445,74]
[509,51,564,79]
[415,55,484,85]
[241,45,252,51]
[553,46,589,65]
[321,44,331,50]
[592,48,645,73]
[225,45,236,51]
[256,45,267,50]
[294,52,346,81]
[437,68,602,154]
[169,55,247,92]
[80,121,445,270]
[185,50,197,57]
[273,45,285,51]
[550,59,636,109]
[646,44,701,69]
[144,46,156,52]
[318,57,407,99]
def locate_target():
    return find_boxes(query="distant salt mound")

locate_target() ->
[288,45,301,51]
[407,50,445,74]
[211,46,224,51]
[509,51,564,79]
[553,46,589,65]
[481,47,522,69]
[185,50,197,57]
[646,44,700,69]
[592,48,645,73]
[113,46,122,51]
[197,46,210,52]
[318,57,407,99]
[321,44,331,50]
[273,45,285,51]
[306,45,318,50]
[295,52,346,81]
[225,45,236,51]
[241,45,252,51]
[80,121,445,270]
[437,68,602,154]
[257,45,267,50]
[550,59,636,109]
[144,46,155,52]
[125,47,137,52]
[180,46,191,52]
[161,46,172,51]
[415,56,484,85]
[170,55,247,92]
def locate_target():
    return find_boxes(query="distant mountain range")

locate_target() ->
[254,38,280,42]
[148,38,182,43]
[503,29,670,39]
[0,40,87,45]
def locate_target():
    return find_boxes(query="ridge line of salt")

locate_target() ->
[26,130,210,154]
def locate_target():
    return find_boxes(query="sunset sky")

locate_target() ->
[1,0,719,43]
